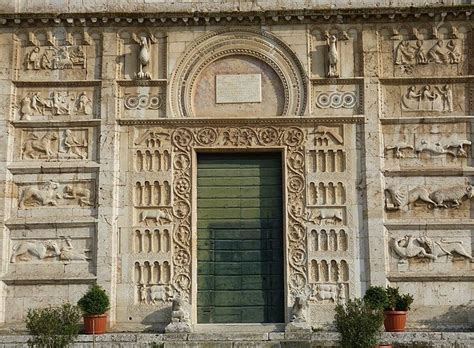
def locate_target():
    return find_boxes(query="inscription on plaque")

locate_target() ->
[216,74,262,104]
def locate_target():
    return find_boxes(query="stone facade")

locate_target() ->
[0,0,472,332]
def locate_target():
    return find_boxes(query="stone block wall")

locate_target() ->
[0,2,472,331]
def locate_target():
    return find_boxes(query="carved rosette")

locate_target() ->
[171,126,307,302]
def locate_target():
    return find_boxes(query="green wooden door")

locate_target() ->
[197,153,284,323]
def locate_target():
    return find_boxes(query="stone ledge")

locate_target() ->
[0,332,471,347]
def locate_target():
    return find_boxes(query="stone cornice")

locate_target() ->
[118,116,365,126]
[0,6,472,27]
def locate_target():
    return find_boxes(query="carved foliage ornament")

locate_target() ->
[171,126,307,301]
[169,28,307,117]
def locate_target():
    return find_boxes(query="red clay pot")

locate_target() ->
[83,314,107,334]
[384,310,407,332]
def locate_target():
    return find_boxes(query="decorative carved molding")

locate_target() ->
[169,28,307,118]
[124,93,165,110]
[315,91,357,109]
[169,125,307,302]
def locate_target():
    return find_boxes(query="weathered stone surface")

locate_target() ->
[0,0,472,338]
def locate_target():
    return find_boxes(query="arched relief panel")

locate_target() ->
[170,28,307,118]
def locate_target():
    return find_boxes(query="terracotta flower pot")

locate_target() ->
[378,345,392,348]
[384,310,407,332]
[83,314,107,334]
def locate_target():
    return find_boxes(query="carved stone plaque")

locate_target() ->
[215,74,262,104]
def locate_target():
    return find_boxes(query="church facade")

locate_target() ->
[0,0,473,331]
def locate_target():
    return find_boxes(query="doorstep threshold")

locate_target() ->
[193,323,285,333]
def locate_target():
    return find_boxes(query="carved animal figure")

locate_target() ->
[385,143,414,158]
[150,285,171,304]
[310,209,343,225]
[326,35,339,77]
[315,284,340,302]
[139,209,172,226]
[170,298,188,323]
[415,139,456,157]
[385,184,473,210]
[10,240,61,263]
[390,236,437,260]
[445,139,471,157]
[430,184,473,208]
[22,131,58,159]
[18,181,61,209]
[62,185,93,207]
[417,237,472,260]
[137,36,151,79]
[290,295,307,322]
[58,237,88,261]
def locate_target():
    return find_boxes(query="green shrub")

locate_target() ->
[386,286,414,311]
[335,298,384,348]
[364,286,389,310]
[25,303,81,348]
[77,284,110,315]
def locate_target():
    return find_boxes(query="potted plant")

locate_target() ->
[363,286,392,348]
[383,286,414,332]
[77,284,110,334]
[335,298,384,348]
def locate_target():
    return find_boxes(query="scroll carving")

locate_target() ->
[171,125,307,301]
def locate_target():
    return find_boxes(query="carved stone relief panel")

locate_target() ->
[13,173,97,219]
[378,24,469,77]
[386,227,473,277]
[310,28,361,78]
[14,29,101,80]
[120,83,166,119]
[117,30,167,80]
[305,123,356,306]
[15,127,96,161]
[383,123,471,169]
[311,80,363,115]
[15,86,99,121]
[384,177,473,220]
[382,81,469,117]
[8,224,95,278]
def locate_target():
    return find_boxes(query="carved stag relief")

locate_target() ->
[18,181,95,209]
[24,45,86,71]
[391,235,472,261]
[385,135,471,159]
[21,129,89,160]
[385,183,473,211]
[10,236,89,263]
[168,126,307,301]
[19,91,93,120]
[401,85,453,113]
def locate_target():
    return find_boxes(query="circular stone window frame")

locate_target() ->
[170,28,308,118]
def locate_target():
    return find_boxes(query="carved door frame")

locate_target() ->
[170,126,307,324]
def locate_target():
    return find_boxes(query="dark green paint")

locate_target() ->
[197,153,284,324]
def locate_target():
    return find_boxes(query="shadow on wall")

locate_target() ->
[142,307,171,332]
[416,304,473,331]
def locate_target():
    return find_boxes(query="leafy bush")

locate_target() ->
[335,298,384,348]
[386,286,414,311]
[77,284,110,315]
[26,303,81,348]
[364,286,389,310]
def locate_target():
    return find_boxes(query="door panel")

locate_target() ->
[197,153,284,323]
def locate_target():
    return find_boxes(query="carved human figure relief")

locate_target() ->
[391,235,472,261]
[401,85,453,112]
[394,39,461,66]
[58,237,89,261]
[326,34,339,78]
[19,91,93,120]
[24,45,86,70]
[61,129,88,159]
[384,183,473,211]
[18,181,61,208]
